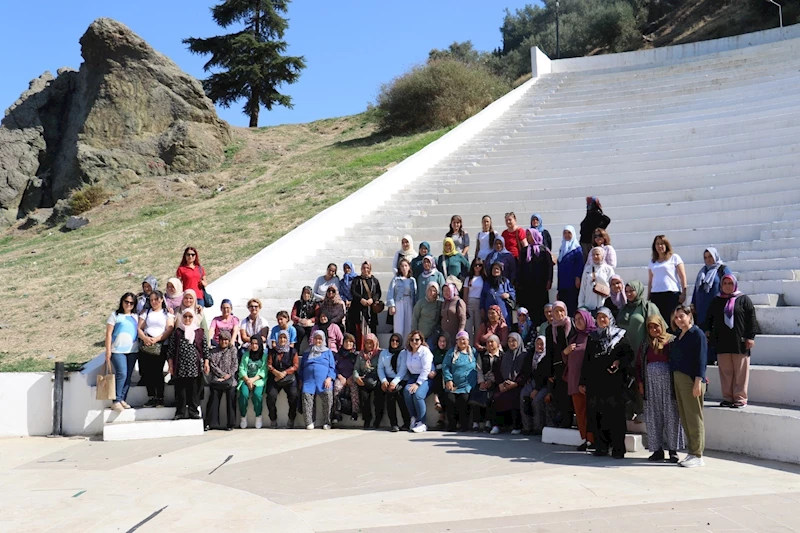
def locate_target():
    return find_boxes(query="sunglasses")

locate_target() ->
[410,337,422,342]
[185,252,196,257]
[475,264,483,268]
[594,234,603,238]
[123,300,135,305]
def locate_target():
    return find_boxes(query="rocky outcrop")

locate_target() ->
[0,18,231,225]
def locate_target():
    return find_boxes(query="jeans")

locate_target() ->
[111,352,137,403]
[403,375,430,425]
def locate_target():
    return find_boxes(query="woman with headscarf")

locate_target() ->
[237,335,267,429]
[530,213,552,251]
[319,284,346,330]
[443,330,479,432]
[429,334,449,428]
[164,277,184,313]
[557,225,584,315]
[387,258,418,341]
[578,247,616,312]
[416,254,446,302]
[586,228,616,269]
[636,314,684,463]
[485,235,517,283]
[205,330,238,431]
[411,242,431,279]
[705,274,757,408]
[168,307,209,421]
[473,334,503,432]
[475,304,509,352]
[462,258,486,342]
[291,286,318,349]
[440,283,467,348]
[514,307,535,348]
[438,237,470,280]
[353,333,384,428]
[475,215,496,261]
[136,275,158,314]
[566,309,596,451]
[332,333,361,423]
[340,262,356,309]
[210,299,241,347]
[545,301,574,429]
[481,262,516,326]
[446,214,471,259]
[265,331,299,429]
[520,335,548,435]
[348,261,382,349]
[489,332,528,434]
[392,235,418,275]
[604,275,626,317]
[403,330,435,433]
[412,282,442,341]
[518,228,553,325]
[313,264,342,302]
[579,197,611,263]
[378,333,411,431]
[580,307,632,459]
[299,330,336,430]
[178,290,210,347]
[538,303,554,337]
[311,311,343,353]
[693,247,732,365]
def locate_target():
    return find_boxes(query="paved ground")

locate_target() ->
[1,430,799,533]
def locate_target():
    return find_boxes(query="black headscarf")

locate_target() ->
[248,336,265,361]
[297,286,316,318]
[388,333,403,372]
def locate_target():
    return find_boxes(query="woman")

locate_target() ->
[378,333,411,431]
[237,336,267,429]
[501,212,528,261]
[580,307,632,459]
[705,274,757,408]
[481,262,516,326]
[693,247,731,365]
[648,235,688,321]
[475,215,496,261]
[319,285,346,330]
[538,303,554,337]
[340,261,356,309]
[520,335,548,435]
[348,261,382,349]
[291,286,318,349]
[530,213,552,252]
[176,247,207,305]
[169,307,209,421]
[240,298,269,345]
[205,330,238,431]
[299,330,336,430]
[136,275,158,314]
[475,304,509,352]
[514,307,535,348]
[178,289,209,346]
[387,258,417,341]
[353,333,384,428]
[270,311,297,349]
[443,330,478,431]
[164,278,184,313]
[579,197,611,263]
[313,263,342,302]
[446,215,470,259]
[311,311,343,353]
[462,258,486,342]
[105,293,140,411]
[403,330,435,433]
[429,334,449,429]
[578,247,615,312]
[566,310,596,451]
[474,334,502,432]
[411,242,431,279]
[209,299,241,347]
[671,305,708,468]
[636,315,684,463]
[440,283,467,348]
[392,235,418,275]
[586,228,617,269]
[266,331,299,429]
[557,225,584,315]
[490,332,528,435]
[604,275,626,317]
[438,237,470,280]
[416,255,446,302]
[137,291,174,408]
[332,333,361,423]
[485,235,517,283]
[518,228,553,325]
[411,282,442,341]
[546,301,573,429]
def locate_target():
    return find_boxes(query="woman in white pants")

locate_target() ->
[462,258,486,342]
[387,258,417,342]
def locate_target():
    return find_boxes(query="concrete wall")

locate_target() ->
[0,373,53,437]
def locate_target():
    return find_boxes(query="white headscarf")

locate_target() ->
[696,247,724,293]
[399,234,417,264]
[177,307,198,343]
[559,225,581,262]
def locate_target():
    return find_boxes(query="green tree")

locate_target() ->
[184,0,306,127]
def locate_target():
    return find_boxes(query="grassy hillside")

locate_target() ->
[0,112,449,371]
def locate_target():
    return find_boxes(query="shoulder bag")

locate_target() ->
[361,278,385,314]
[592,267,610,298]
[200,266,214,308]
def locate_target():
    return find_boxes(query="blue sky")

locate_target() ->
[0,0,537,128]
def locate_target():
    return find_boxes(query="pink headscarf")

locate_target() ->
[551,301,572,342]
[444,283,458,301]
[527,229,543,261]
[609,275,627,310]
[718,274,743,329]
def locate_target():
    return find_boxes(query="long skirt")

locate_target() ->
[644,362,686,452]
[465,297,481,343]
[393,297,413,342]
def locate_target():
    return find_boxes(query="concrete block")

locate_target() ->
[625,434,644,452]
[102,418,205,441]
[705,402,800,464]
[705,365,800,406]
[751,335,800,366]
[542,427,585,446]
[103,407,177,423]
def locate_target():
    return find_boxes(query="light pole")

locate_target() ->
[556,0,560,59]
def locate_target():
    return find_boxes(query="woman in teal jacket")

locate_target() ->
[443,330,478,431]
[299,330,337,430]
[238,336,267,429]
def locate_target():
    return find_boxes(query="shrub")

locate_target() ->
[376,59,510,134]
[68,184,109,215]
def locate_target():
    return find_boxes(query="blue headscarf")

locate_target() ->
[558,225,580,262]
[530,213,544,233]
[419,241,431,256]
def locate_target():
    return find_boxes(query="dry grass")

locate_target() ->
[0,112,449,371]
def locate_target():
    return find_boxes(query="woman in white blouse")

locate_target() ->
[578,247,615,311]
[647,235,688,321]
[402,330,434,433]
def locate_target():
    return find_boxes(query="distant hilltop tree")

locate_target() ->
[184,0,306,127]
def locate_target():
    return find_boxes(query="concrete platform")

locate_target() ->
[706,365,800,406]
[102,417,205,441]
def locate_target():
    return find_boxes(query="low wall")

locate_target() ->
[0,373,53,437]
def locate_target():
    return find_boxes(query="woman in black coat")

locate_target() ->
[347,261,382,350]
[579,197,611,263]
[518,228,554,326]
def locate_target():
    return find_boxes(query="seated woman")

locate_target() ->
[237,336,267,429]
[578,247,615,312]
[429,334,450,430]
[164,278,183,314]
[318,285,347,330]
[205,330,238,431]
[474,334,502,432]
[438,237,470,281]
[311,311,343,353]
[538,303,554,337]
[137,290,174,408]
[313,264,341,302]
[411,283,442,342]
[209,299,241,347]
[291,286,318,349]
[299,330,336,430]
[513,306,535,349]
[475,305,509,352]
[392,235,418,274]
[332,334,361,423]
[168,307,209,420]
[485,235,516,283]
[443,330,478,431]
[481,262,516,327]
[353,333,384,428]
[416,255,446,303]
[489,332,528,435]
[520,335,548,435]
[240,298,269,346]
[378,333,411,431]
[266,331,299,429]
[403,330,435,433]
[105,292,140,412]
[136,275,158,314]
[580,307,632,459]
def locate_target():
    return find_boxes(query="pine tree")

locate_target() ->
[184,0,306,127]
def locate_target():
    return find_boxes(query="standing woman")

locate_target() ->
[530,213,552,251]
[392,235,417,275]
[485,235,517,283]
[443,330,478,432]
[566,310,596,451]
[169,307,209,420]
[438,237,470,280]
[164,278,184,314]
[240,298,269,346]
[446,215,470,259]
[587,228,616,268]
[693,247,731,365]
[348,261,382,349]
[416,255,446,302]
[637,314,684,463]
[648,235,688,321]
[518,228,553,325]
[705,274,757,408]
[387,258,417,341]
[205,330,238,431]
[501,212,528,262]
[291,286,318,349]
[237,336,267,429]
[340,262,356,310]
[475,215,496,261]
[176,247,207,306]
[136,275,158,314]
[105,293,140,411]
[490,332,528,434]
[411,242,431,279]
[481,262,516,327]
[462,258,486,342]
[178,290,210,346]
[671,305,708,468]
[557,225,584,315]
[577,247,615,312]
[209,299,241,347]
[353,333,384,428]
[265,331,299,429]
[580,307,632,459]
[440,283,467,348]
[318,285,347,331]
[299,330,336,430]
[412,283,442,342]
[547,301,574,429]
[579,197,611,263]
[313,264,341,302]
[137,291,174,408]
[403,330,435,433]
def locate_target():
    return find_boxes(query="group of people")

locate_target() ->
[103,198,759,468]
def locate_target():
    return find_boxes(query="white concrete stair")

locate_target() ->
[705,366,800,407]
[102,406,204,441]
[541,427,644,453]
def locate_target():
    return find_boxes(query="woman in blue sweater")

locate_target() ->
[481,262,516,325]
[557,225,584,315]
[299,330,337,430]
[443,330,479,431]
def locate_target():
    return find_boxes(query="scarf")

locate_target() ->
[583,246,607,274]
[645,314,673,353]
[559,225,580,261]
[399,234,417,263]
[363,333,380,367]
[444,282,458,301]
[421,255,438,278]
[443,237,458,257]
[321,285,344,314]
[165,277,183,298]
[574,309,597,341]
[142,275,158,292]
[419,241,431,258]
[527,229,543,261]
[318,318,333,336]
[297,286,316,318]
[719,274,743,329]
[177,307,198,343]
[530,213,545,234]
[609,275,627,310]
[697,247,724,294]
[488,305,507,328]
[501,332,526,381]
[248,336,265,361]
[551,301,572,343]
[589,307,626,356]
[178,290,203,325]
[487,235,511,265]
[342,261,356,286]
[532,335,547,369]
[308,331,327,359]
[388,333,403,372]
[425,281,440,302]
[452,331,474,362]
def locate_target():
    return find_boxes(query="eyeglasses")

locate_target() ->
[123,300,135,305]
[410,337,422,342]
[248,305,259,309]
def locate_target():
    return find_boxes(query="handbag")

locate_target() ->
[139,341,162,356]
[275,373,296,386]
[96,361,117,401]
[361,279,385,314]
[592,267,610,298]
[200,266,214,307]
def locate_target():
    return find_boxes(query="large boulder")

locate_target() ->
[0,18,231,225]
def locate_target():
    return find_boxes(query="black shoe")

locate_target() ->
[668,450,680,463]
[204,424,209,432]
[363,419,372,429]
[372,421,381,429]
[286,419,295,429]
[522,429,533,436]
[390,425,399,432]
[351,415,359,421]
[446,425,457,432]
[399,425,410,432]
[173,413,185,420]
[648,450,665,462]
[586,442,596,452]
[143,397,158,408]
[436,420,446,430]
[189,413,202,420]
[593,449,609,457]
[612,452,625,460]
[226,427,234,431]
[719,400,734,408]
[576,441,589,452]
[155,398,165,407]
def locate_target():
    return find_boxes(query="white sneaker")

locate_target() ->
[306,423,314,430]
[680,456,705,468]
[411,423,427,433]
[239,417,247,429]
[490,426,500,435]
[255,416,263,429]
[472,422,479,430]
[511,429,522,435]
[678,454,695,464]
[322,424,331,430]
[111,402,124,412]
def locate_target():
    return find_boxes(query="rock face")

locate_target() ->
[0,18,231,225]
